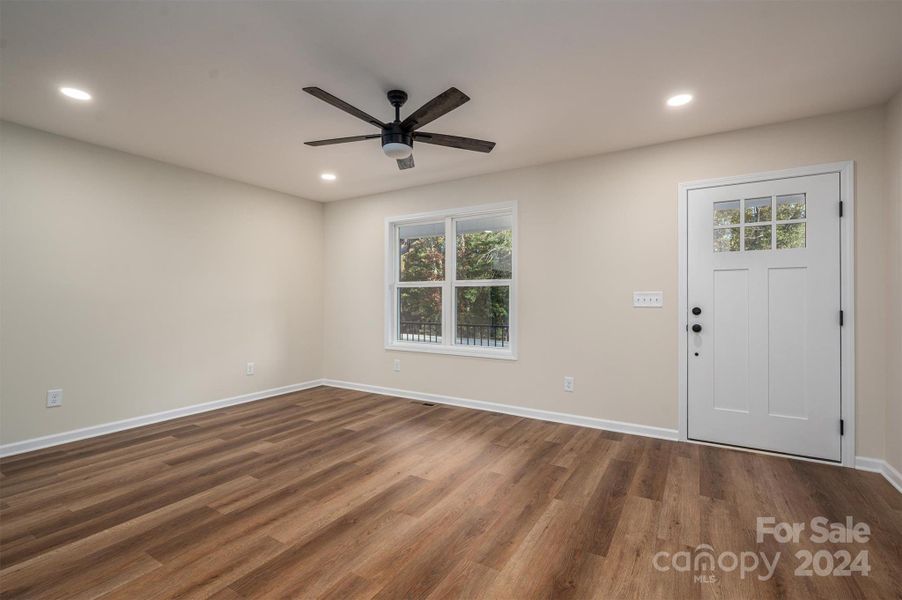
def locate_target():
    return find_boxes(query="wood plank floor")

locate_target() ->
[1,386,900,599]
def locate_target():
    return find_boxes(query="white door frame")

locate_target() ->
[677,161,855,467]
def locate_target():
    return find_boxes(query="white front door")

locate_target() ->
[687,173,842,461]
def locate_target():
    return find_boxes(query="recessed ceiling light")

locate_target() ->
[666,93,693,107]
[320,173,337,181]
[60,87,92,101]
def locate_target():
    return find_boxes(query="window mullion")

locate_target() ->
[451,279,512,288]
[393,223,401,283]
[391,224,398,344]
[444,216,454,346]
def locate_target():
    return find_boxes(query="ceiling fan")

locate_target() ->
[303,87,495,170]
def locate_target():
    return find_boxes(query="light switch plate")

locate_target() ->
[633,291,663,308]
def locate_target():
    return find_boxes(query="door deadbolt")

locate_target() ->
[692,307,702,316]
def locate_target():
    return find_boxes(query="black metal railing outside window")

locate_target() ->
[455,323,509,347]
[399,322,509,347]
[399,321,442,343]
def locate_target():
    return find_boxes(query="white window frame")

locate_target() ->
[384,201,518,360]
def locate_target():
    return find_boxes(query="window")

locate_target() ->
[386,203,516,359]
[712,194,806,252]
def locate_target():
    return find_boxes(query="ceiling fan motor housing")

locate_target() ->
[381,123,413,149]
[381,122,413,158]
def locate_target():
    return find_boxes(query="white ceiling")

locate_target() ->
[2,1,901,202]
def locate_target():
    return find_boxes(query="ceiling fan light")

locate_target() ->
[383,142,412,160]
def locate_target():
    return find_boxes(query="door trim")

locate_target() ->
[677,161,855,467]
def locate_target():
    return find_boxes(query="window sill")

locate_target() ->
[385,342,517,360]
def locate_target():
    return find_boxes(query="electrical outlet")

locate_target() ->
[633,291,664,308]
[47,389,63,408]
[246,362,255,376]
[393,359,401,372]
[563,376,574,393]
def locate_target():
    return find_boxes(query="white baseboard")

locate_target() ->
[0,379,326,458]
[855,456,902,494]
[322,379,680,441]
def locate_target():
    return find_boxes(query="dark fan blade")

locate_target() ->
[305,134,380,147]
[397,155,415,170]
[400,88,470,131]
[414,132,495,153]
[303,87,386,129]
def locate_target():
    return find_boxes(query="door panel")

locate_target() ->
[768,267,807,419]
[687,173,841,461]
[712,269,749,413]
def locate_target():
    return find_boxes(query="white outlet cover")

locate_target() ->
[246,362,255,375]
[563,376,574,392]
[633,291,664,308]
[47,388,63,408]
[393,359,401,372]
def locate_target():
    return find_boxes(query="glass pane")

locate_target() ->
[713,227,740,252]
[776,194,806,220]
[456,215,512,280]
[455,286,510,347]
[398,287,442,343]
[713,200,740,226]
[744,225,772,251]
[776,223,806,249]
[744,197,772,223]
[399,222,444,282]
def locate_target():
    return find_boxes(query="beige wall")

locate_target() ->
[0,122,324,444]
[323,106,889,459]
[2,105,895,462]
[886,90,902,473]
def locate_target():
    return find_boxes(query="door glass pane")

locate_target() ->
[744,225,772,251]
[399,222,444,282]
[776,194,806,220]
[744,197,772,223]
[776,223,806,249]
[714,227,740,252]
[456,215,512,280]
[398,287,442,343]
[455,286,510,347]
[713,200,740,226]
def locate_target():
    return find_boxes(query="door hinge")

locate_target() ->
[840,419,845,436]
[839,201,844,217]
[840,310,844,326]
